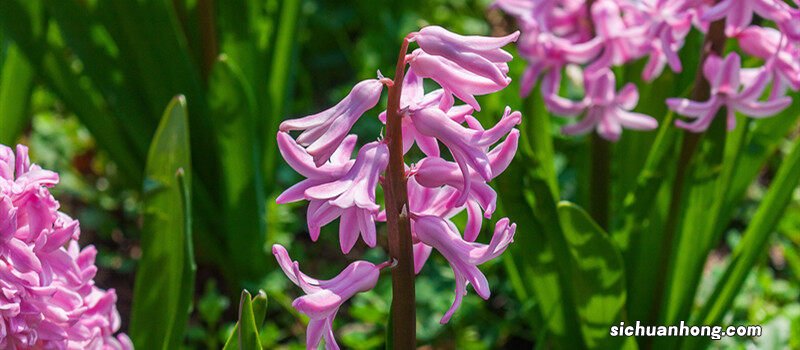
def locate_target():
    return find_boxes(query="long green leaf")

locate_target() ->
[718,95,800,230]
[208,55,267,283]
[262,0,302,195]
[0,44,34,144]
[660,113,727,319]
[557,202,637,350]
[684,132,800,350]
[497,93,584,349]
[0,0,142,183]
[129,96,195,350]
[43,0,152,157]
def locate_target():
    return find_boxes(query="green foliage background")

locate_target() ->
[0,0,798,349]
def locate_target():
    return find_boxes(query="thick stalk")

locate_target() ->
[646,18,726,337]
[384,38,416,348]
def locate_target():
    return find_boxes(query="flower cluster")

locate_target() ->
[274,26,520,349]
[0,145,132,349]
[494,0,798,139]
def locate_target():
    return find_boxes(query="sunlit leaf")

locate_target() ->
[129,96,195,349]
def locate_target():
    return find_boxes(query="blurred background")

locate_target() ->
[0,0,798,349]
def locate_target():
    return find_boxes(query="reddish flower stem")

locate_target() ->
[384,37,416,348]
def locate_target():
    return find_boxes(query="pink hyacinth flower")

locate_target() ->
[390,130,516,272]
[634,0,694,80]
[737,26,800,96]
[516,28,603,96]
[273,244,381,350]
[275,131,355,205]
[279,79,384,167]
[410,106,520,205]
[548,70,657,141]
[277,132,385,253]
[701,0,791,37]
[408,49,511,111]
[668,53,792,132]
[412,128,519,220]
[412,216,516,323]
[0,144,131,349]
[409,25,519,86]
[586,0,648,75]
[378,68,474,157]
[304,141,389,253]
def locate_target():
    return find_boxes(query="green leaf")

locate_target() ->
[496,92,584,349]
[43,0,152,157]
[0,0,142,184]
[685,131,800,350]
[251,290,268,329]
[660,112,727,323]
[262,0,302,195]
[129,96,195,350]
[208,55,267,282]
[718,94,800,231]
[557,202,637,350]
[0,44,35,144]
[223,290,264,350]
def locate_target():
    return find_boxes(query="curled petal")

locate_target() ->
[280,80,383,166]
[414,26,519,85]
[413,216,515,323]
[409,50,509,111]
[272,244,380,349]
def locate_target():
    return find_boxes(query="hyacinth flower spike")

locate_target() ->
[304,141,389,253]
[279,79,385,166]
[412,216,516,323]
[273,244,389,350]
[668,53,792,132]
[274,25,521,346]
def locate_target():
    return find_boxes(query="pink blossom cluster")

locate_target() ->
[274,26,521,349]
[494,0,798,139]
[0,145,132,349]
